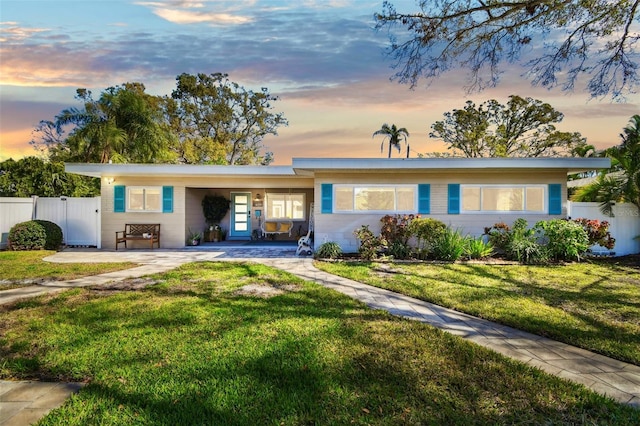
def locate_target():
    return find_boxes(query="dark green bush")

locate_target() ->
[354,225,387,260]
[535,219,589,261]
[315,242,343,259]
[8,221,47,251]
[33,220,63,250]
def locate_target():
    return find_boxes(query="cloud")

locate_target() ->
[152,8,253,25]
[0,21,48,43]
[136,0,254,26]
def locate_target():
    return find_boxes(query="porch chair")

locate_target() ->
[296,203,314,256]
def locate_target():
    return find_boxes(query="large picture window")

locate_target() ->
[265,193,305,220]
[127,187,162,212]
[461,185,545,213]
[334,185,416,213]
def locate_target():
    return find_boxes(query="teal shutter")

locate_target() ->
[114,185,125,213]
[321,184,333,214]
[162,186,173,213]
[548,184,562,215]
[448,184,460,214]
[417,184,431,214]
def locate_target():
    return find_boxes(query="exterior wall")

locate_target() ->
[102,175,314,248]
[313,170,568,252]
[101,177,186,249]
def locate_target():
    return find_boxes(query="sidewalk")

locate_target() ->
[1,250,638,425]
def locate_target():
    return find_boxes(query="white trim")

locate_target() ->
[460,184,547,214]
[264,192,306,221]
[126,186,162,213]
[333,184,418,214]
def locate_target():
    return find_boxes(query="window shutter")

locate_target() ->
[114,185,125,213]
[448,184,460,214]
[548,184,562,215]
[321,184,333,214]
[418,184,431,214]
[162,186,174,213]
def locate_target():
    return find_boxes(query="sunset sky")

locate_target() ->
[1,0,639,165]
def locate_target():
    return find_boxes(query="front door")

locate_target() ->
[229,192,252,240]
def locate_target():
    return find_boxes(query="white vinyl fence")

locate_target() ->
[1,197,101,249]
[567,202,640,256]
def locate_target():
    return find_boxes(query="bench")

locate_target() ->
[116,224,160,250]
[261,220,293,238]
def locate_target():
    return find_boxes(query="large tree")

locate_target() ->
[165,73,287,165]
[429,95,585,157]
[573,115,640,215]
[373,123,410,158]
[375,1,640,100]
[33,83,175,164]
[0,157,99,197]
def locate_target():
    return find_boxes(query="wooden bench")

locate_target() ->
[261,220,293,238]
[116,224,160,250]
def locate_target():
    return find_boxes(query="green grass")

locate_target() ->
[0,251,135,290]
[315,259,640,365]
[0,262,638,425]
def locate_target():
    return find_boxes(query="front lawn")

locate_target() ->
[315,259,640,365]
[0,251,135,290]
[1,262,638,425]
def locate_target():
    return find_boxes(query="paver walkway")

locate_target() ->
[1,248,638,425]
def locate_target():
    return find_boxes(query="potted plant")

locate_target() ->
[187,228,202,246]
[202,194,230,241]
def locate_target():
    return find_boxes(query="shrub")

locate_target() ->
[432,228,467,261]
[354,225,387,260]
[464,237,494,259]
[315,242,343,259]
[33,220,63,250]
[507,232,547,264]
[503,219,547,264]
[535,219,590,262]
[573,218,615,249]
[409,218,447,259]
[487,221,511,253]
[8,221,47,251]
[379,214,418,259]
[387,240,413,259]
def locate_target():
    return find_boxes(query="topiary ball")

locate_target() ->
[33,220,64,250]
[8,221,47,251]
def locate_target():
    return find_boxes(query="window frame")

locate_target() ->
[460,184,547,214]
[333,184,418,214]
[126,186,163,213]
[264,192,306,221]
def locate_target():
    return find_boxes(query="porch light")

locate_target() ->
[105,177,115,185]
[254,193,262,201]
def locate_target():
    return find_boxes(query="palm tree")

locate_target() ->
[373,123,410,158]
[573,115,640,216]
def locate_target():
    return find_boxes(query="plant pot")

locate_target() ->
[191,238,200,246]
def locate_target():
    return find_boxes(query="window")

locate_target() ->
[461,185,545,213]
[127,186,162,212]
[334,185,416,212]
[265,193,305,220]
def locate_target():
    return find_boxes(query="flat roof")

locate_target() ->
[66,157,611,178]
[65,163,297,178]
[291,157,611,174]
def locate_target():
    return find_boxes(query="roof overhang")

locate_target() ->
[65,163,296,178]
[291,157,611,175]
[66,157,612,179]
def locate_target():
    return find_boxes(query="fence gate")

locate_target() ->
[36,197,101,247]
